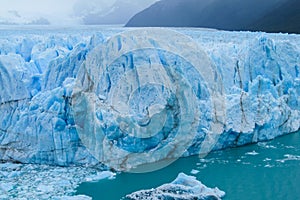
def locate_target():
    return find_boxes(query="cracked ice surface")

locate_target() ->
[0,26,299,167]
[0,162,114,199]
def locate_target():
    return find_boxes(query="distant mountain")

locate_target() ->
[126,0,300,34]
[249,0,300,33]
[82,1,142,25]
[79,0,158,25]
[0,10,50,25]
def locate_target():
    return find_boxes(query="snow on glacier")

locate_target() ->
[0,27,299,168]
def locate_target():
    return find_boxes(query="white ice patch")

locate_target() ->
[84,171,116,182]
[257,142,277,149]
[276,154,300,163]
[245,151,259,156]
[126,172,225,200]
[190,169,200,175]
[0,163,113,199]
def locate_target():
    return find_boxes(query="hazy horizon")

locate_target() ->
[0,0,158,25]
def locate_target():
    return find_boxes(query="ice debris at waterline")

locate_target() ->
[125,173,225,200]
[0,162,115,199]
[0,27,299,167]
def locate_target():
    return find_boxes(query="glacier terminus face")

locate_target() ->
[72,28,226,172]
[0,26,299,171]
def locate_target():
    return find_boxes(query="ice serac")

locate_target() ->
[126,173,225,200]
[0,27,299,167]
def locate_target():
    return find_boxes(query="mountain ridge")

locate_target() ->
[126,0,300,34]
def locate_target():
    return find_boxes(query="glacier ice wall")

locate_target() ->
[0,27,299,167]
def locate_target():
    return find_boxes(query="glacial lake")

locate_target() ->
[76,130,300,200]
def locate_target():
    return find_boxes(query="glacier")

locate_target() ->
[125,173,225,200]
[0,26,299,169]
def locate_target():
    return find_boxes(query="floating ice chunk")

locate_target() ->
[190,169,200,175]
[0,182,14,192]
[263,158,272,161]
[126,173,225,200]
[0,163,22,170]
[53,195,92,200]
[85,171,116,182]
[0,163,105,199]
[276,154,300,163]
[257,142,277,149]
[285,146,295,149]
[37,184,54,193]
[245,151,259,156]
[264,164,274,168]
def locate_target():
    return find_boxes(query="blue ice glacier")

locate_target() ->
[0,27,299,167]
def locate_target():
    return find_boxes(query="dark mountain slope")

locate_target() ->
[249,0,300,33]
[126,0,300,33]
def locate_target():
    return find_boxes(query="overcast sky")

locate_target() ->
[0,0,158,25]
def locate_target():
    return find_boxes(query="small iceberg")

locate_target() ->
[126,173,225,200]
[245,151,259,156]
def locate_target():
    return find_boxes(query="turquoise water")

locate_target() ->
[76,131,300,200]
